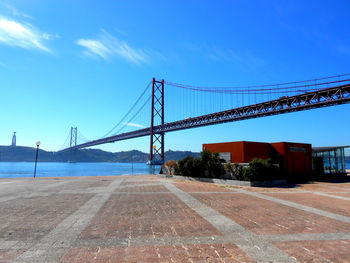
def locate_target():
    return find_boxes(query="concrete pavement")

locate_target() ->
[1,175,350,262]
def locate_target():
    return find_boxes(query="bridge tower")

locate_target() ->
[70,127,77,148]
[149,78,164,165]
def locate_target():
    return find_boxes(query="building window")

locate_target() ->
[312,147,347,174]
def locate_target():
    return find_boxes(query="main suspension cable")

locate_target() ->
[59,131,71,150]
[113,95,152,135]
[101,81,151,138]
[165,73,350,93]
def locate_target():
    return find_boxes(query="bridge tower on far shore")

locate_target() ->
[149,78,164,165]
[70,127,77,148]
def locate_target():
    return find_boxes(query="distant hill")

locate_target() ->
[0,146,199,163]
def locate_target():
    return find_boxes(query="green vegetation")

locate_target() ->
[243,158,282,181]
[224,162,248,181]
[176,150,224,178]
[225,158,283,181]
[176,152,282,181]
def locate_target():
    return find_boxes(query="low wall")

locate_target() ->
[168,175,287,187]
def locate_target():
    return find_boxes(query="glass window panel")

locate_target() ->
[324,157,331,174]
[337,148,342,157]
[330,150,335,157]
[330,158,336,173]
[339,157,345,173]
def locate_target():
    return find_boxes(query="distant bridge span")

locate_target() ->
[59,82,350,157]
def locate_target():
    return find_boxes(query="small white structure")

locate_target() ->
[11,132,16,146]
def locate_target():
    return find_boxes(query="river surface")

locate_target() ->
[0,161,349,179]
[0,162,161,178]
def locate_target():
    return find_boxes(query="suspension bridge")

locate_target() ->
[58,73,350,165]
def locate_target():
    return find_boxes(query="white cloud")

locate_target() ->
[0,16,53,53]
[77,39,111,60]
[76,31,148,64]
[184,43,265,71]
[6,4,32,19]
[42,33,60,40]
[206,47,264,68]
[124,122,145,128]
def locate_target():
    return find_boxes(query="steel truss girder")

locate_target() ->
[59,83,350,153]
[155,84,350,134]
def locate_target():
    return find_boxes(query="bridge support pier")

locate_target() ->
[149,78,165,165]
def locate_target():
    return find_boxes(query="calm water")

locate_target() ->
[0,161,349,179]
[0,162,161,178]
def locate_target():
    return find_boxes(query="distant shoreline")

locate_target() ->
[0,145,199,163]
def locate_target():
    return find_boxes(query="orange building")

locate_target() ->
[202,141,312,176]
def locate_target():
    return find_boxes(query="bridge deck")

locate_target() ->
[59,83,350,152]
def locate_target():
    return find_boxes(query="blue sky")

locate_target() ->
[0,0,349,154]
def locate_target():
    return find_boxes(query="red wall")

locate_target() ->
[203,141,245,163]
[203,141,270,163]
[243,141,270,163]
[271,142,312,176]
[203,141,312,176]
